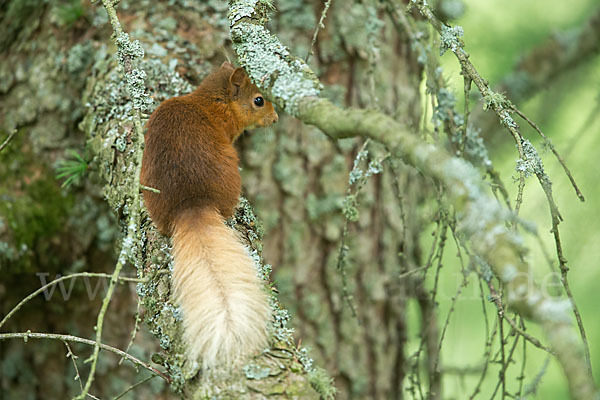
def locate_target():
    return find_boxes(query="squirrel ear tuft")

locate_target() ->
[229,67,246,89]
[221,61,234,70]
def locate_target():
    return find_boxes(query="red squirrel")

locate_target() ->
[140,61,278,369]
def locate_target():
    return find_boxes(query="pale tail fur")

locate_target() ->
[172,207,270,369]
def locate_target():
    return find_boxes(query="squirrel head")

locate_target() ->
[220,62,278,133]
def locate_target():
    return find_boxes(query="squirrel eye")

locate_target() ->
[254,96,264,107]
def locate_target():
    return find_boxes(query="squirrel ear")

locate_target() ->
[229,67,247,90]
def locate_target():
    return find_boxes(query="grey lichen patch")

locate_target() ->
[272,306,295,344]
[483,90,512,111]
[439,24,464,56]
[439,156,523,250]
[116,32,145,66]
[67,42,95,74]
[516,139,548,182]
[229,2,321,115]
[463,127,492,168]
[228,0,260,24]
[433,87,462,126]
[536,298,572,324]
[111,32,152,113]
[243,363,271,380]
[126,68,152,111]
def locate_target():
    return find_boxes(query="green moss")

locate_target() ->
[0,130,74,272]
[53,0,85,27]
[0,0,44,52]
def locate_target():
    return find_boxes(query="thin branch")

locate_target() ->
[306,0,333,63]
[0,332,170,383]
[396,265,428,280]
[512,106,585,202]
[432,219,466,394]
[469,319,498,400]
[491,325,521,400]
[64,341,85,394]
[0,272,146,331]
[77,254,127,399]
[119,295,142,365]
[497,302,507,400]
[76,0,149,397]
[335,139,372,318]
[517,318,527,397]
[140,184,160,193]
[535,168,593,379]
[485,280,553,354]
[229,1,598,398]
[0,129,17,153]
[113,375,157,400]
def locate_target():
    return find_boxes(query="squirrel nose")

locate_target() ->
[273,113,278,123]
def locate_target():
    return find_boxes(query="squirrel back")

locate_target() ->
[140,62,278,369]
[141,61,278,234]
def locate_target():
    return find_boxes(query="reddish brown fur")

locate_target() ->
[140,62,277,369]
[140,62,278,234]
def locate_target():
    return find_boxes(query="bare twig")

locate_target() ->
[0,272,146,331]
[517,318,527,397]
[76,0,149,397]
[113,375,157,400]
[0,129,17,152]
[336,139,378,317]
[512,106,585,202]
[306,0,333,63]
[0,332,170,383]
[229,1,598,397]
[469,320,498,400]
[535,169,593,378]
[119,295,142,365]
[140,184,160,193]
[64,341,85,394]
[485,280,552,354]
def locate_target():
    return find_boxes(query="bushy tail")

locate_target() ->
[172,207,270,369]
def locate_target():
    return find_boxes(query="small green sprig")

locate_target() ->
[56,149,89,188]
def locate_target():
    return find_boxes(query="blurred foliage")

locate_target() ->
[430,0,600,398]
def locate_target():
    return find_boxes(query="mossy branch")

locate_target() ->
[228,1,598,399]
[74,0,148,398]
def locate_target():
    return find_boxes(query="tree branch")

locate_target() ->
[498,7,600,104]
[0,272,145,331]
[0,332,170,383]
[0,129,17,153]
[75,0,149,398]
[228,1,598,399]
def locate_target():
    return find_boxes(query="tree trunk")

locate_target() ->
[3,0,595,399]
